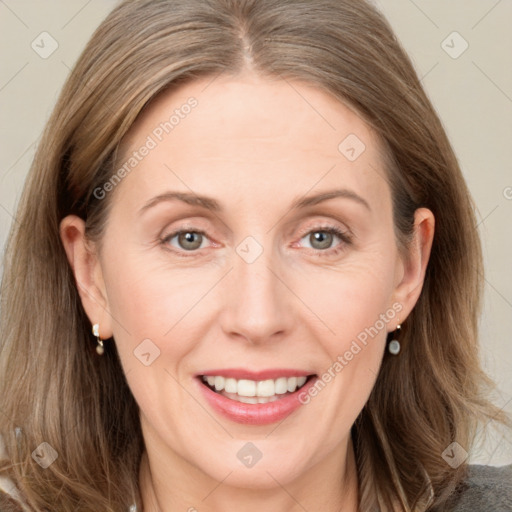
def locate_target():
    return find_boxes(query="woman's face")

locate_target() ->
[64,71,432,493]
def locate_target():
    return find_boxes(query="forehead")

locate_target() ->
[114,72,391,215]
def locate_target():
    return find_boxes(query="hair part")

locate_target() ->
[1,0,509,510]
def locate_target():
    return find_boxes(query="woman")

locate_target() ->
[0,0,510,510]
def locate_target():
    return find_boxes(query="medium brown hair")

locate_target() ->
[0,0,509,510]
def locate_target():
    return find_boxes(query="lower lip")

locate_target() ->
[196,376,318,425]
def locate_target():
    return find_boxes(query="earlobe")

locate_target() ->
[59,215,114,339]
[391,208,435,322]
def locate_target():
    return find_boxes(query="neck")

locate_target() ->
[139,436,359,512]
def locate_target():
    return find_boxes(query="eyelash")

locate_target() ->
[296,224,352,257]
[160,224,352,258]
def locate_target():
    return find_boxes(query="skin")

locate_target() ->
[61,71,434,512]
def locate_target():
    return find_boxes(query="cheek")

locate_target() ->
[101,256,214,432]
[101,250,214,371]
[295,251,398,430]
[303,252,397,348]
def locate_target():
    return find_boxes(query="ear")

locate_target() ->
[59,215,114,340]
[390,207,435,326]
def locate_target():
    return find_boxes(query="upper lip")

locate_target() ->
[197,368,316,380]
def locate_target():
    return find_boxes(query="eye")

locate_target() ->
[161,229,210,253]
[298,225,352,255]
[160,225,352,257]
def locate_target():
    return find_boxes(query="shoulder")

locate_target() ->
[445,463,512,511]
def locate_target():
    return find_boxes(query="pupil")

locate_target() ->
[312,231,331,249]
[180,232,201,250]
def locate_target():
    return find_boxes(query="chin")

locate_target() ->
[198,453,309,490]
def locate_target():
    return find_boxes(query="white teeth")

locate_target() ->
[257,379,275,397]
[238,379,256,397]
[214,376,225,391]
[202,375,310,397]
[221,392,280,404]
[237,395,259,404]
[287,377,297,393]
[224,378,237,394]
[258,395,279,403]
[275,377,288,394]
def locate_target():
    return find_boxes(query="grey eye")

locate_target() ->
[170,231,205,251]
[310,231,333,250]
[300,230,338,250]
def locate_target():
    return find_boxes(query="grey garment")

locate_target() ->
[443,464,512,511]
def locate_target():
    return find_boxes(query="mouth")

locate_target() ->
[199,374,316,404]
[195,368,319,424]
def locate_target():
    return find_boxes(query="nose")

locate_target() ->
[218,245,295,345]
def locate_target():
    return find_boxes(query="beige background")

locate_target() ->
[1,1,511,465]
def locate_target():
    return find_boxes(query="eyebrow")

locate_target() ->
[139,188,371,215]
[139,191,221,214]
[292,188,371,211]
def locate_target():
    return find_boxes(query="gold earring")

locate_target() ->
[92,323,104,355]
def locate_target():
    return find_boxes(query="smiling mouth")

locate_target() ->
[199,374,316,404]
